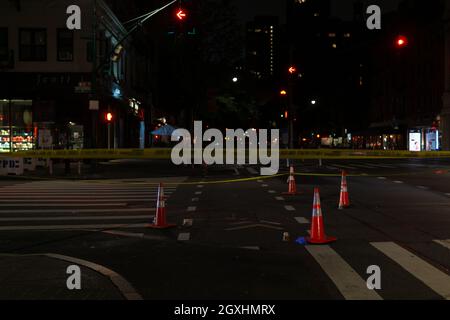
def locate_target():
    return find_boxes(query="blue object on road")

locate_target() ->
[295,237,307,245]
[151,125,177,136]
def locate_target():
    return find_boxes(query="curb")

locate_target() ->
[0,253,143,300]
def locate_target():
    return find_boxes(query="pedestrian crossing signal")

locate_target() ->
[106,112,113,123]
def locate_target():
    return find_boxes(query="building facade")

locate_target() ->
[245,16,280,81]
[364,0,445,151]
[0,0,153,153]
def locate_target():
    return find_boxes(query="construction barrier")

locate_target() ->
[3,148,450,160]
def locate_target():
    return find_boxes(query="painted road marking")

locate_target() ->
[197,185,204,188]
[393,181,404,184]
[284,205,295,211]
[434,239,450,250]
[262,184,269,187]
[101,230,145,239]
[0,203,129,208]
[0,208,154,214]
[306,245,382,300]
[225,224,284,231]
[372,164,396,168]
[377,177,387,180]
[371,242,450,300]
[259,220,282,226]
[239,246,260,251]
[0,215,153,222]
[177,233,190,241]
[295,217,309,224]
[0,198,158,203]
[275,197,285,201]
[417,186,428,190]
[333,164,357,170]
[191,198,199,202]
[195,191,203,195]
[350,163,378,169]
[247,167,258,175]
[268,190,276,194]
[0,194,169,200]
[0,223,150,231]
[187,206,197,212]
[1,185,176,192]
[445,193,450,197]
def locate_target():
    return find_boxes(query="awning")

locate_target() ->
[151,124,177,136]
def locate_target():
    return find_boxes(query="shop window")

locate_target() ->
[19,28,47,61]
[0,100,34,152]
[57,29,74,61]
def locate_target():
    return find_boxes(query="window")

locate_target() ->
[57,29,73,61]
[0,28,8,61]
[19,28,46,61]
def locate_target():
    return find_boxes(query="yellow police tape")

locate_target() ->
[2,148,450,160]
[82,169,443,186]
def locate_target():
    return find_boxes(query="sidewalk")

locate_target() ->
[0,254,125,300]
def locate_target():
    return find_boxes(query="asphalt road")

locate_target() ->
[0,158,450,300]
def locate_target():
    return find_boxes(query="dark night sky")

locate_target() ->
[234,0,402,23]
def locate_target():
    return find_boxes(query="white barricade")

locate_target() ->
[0,158,24,176]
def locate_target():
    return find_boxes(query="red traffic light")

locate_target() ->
[395,35,408,48]
[176,9,187,20]
[106,112,113,122]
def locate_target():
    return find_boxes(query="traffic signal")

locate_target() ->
[176,9,187,21]
[280,90,287,96]
[395,35,408,48]
[288,66,297,75]
[105,112,113,123]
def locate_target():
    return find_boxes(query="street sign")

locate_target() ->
[89,100,99,111]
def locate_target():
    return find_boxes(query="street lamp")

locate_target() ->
[311,100,317,105]
[232,77,238,83]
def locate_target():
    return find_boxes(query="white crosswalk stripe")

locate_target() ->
[371,242,450,300]
[306,245,382,300]
[0,180,179,231]
[304,240,450,300]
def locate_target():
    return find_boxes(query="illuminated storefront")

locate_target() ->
[408,127,441,152]
[0,99,35,152]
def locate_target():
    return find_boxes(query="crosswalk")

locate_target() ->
[305,240,450,300]
[321,161,435,171]
[0,180,178,231]
[239,161,444,176]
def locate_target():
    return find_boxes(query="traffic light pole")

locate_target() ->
[96,0,178,73]
[288,46,295,149]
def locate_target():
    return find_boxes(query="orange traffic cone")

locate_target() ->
[338,171,350,210]
[306,188,337,244]
[283,165,301,196]
[149,183,176,229]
